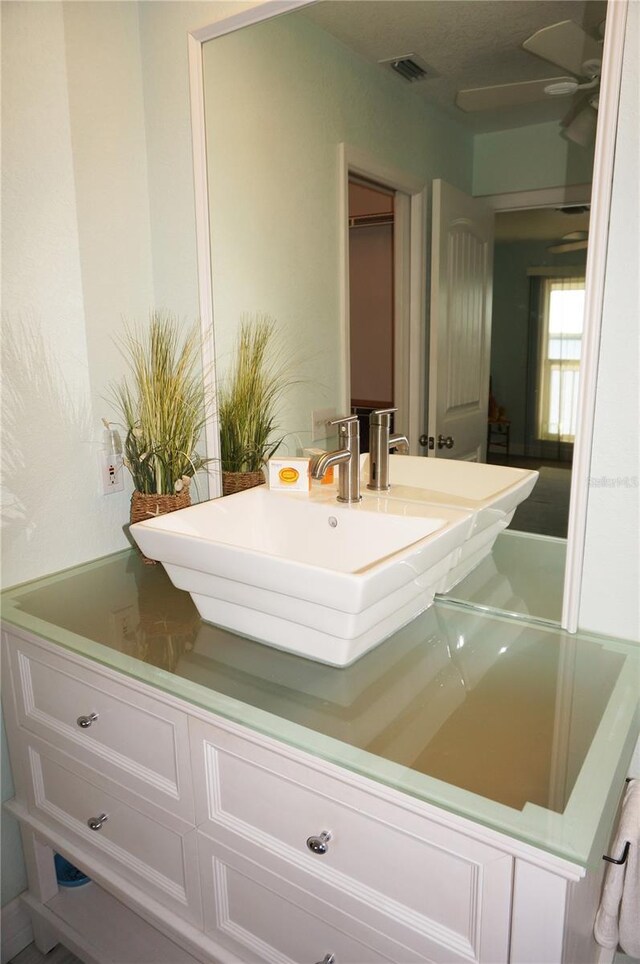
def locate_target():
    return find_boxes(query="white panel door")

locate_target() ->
[428,180,494,461]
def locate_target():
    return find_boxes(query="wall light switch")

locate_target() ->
[311,407,337,441]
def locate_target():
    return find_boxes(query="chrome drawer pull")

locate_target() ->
[306,830,332,855]
[77,712,98,729]
[87,813,108,831]
[315,955,335,964]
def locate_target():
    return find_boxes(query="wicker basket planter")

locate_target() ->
[130,489,191,565]
[221,470,266,497]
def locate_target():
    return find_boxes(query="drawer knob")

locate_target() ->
[315,956,335,964]
[87,813,108,831]
[306,830,332,855]
[77,712,98,729]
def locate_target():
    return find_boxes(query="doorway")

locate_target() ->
[340,145,427,456]
[348,177,396,451]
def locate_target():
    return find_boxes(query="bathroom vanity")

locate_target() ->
[1,551,638,964]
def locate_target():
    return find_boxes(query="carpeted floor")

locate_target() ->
[509,465,571,538]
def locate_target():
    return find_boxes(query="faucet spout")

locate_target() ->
[389,433,409,453]
[311,448,350,480]
[312,415,362,503]
[367,409,409,492]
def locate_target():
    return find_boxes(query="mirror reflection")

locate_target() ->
[202,0,607,624]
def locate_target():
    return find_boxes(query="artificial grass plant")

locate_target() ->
[110,311,210,495]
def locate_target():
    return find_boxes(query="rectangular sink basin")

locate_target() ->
[360,455,538,592]
[130,487,474,666]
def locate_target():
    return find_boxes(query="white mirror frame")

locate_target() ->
[187,0,629,635]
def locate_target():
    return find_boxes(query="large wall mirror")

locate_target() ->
[189,0,626,631]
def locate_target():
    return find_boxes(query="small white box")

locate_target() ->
[268,457,310,492]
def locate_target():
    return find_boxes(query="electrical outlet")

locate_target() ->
[101,423,124,494]
[101,454,124,494]
[311,407,337,441]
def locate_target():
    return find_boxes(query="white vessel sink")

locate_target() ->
[360,455,538,592]
[130,486,474,667]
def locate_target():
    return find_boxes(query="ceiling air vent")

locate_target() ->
[380,54,432,83]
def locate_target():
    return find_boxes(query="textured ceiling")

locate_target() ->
[303,0,607,132]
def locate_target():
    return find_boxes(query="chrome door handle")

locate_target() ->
[315,955,336,964]
[306,830,332,855]
[437,434,454,449]
[87,813,108,831]
[77,712,98,728]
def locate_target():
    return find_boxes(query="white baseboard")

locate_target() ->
[1,894,33,964]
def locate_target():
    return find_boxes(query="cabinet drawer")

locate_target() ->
[6,635,194,822]
[197,831,419,964]
[191,720,512,964]
[24,739,202,928]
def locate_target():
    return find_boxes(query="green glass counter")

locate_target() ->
[2,549,638,869]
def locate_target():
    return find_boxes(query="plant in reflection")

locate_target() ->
[218,314,299,489]
[121,560,199,673]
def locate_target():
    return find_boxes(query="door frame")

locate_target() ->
[188,0,628,634]
[338,144,427,454]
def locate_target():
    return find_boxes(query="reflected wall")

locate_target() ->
[203,10,474,449]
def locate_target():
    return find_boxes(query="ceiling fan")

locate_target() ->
[456,20,603,145]
[547,230,589,254]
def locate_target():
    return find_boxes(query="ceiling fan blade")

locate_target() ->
[456,76,575,112]
[523,20,602,76]
[562,102,598,147]
[547,240,589,253]
[560,231,589,242]
[560,91,593,128]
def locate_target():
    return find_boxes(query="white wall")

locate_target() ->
[1,1,260,596]
[473,120,594,196]
[1,1,154,591]
[137,1,260,318]
[203,11,474,448]
[579,0,640,643]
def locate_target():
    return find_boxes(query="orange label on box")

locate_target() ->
[269,457,310,491]
[278,467,300,484]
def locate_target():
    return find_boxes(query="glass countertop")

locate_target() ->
[2,550,638,868]
[442,530,566,624]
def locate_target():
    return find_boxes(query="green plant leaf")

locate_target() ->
[109,311,212,495]
[218,314,300,473]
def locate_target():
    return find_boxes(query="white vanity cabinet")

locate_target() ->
[3,634,203,931]
[190,718,512,963]
[0,624,624,964]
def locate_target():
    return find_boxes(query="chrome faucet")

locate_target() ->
[367,408,409,492]
[311,415,362,503]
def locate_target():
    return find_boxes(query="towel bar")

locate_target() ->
[603,840,630,865]
[602,778,634,864]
